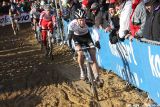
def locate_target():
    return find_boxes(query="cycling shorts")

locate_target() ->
[73,32,94,47]
[10,15,19,23]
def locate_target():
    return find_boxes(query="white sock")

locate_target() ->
[80,68,84,75]
[94,73,99,80]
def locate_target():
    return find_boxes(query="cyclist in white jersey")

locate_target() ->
[68,9,103,86]
[30,3,41,38]
[30,3,40,27]
[9,2,20,35]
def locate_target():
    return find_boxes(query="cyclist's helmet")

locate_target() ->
[44,4,51,11]
[32,3,39,9]
[90,2,99,10]
[74,9,86,19]
[10,4,16,10]
[40,0,46,6]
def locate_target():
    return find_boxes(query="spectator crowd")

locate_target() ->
[0,0,160,42]
[61,0,160,42]
[0,0,31,15]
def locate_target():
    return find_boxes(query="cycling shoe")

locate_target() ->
[95,78,104,88]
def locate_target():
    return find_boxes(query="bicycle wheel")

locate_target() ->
[47,32,53,60]
[86,62,99,101]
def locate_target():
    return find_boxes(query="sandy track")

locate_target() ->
[0,23,154,107]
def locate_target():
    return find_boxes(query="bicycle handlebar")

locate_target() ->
[75,45,95,52]
[41,29,50,31]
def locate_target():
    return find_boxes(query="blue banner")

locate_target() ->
[97,29,160,105]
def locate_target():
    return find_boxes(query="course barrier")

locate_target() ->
[0,13,30,26]
[63,20,160,105]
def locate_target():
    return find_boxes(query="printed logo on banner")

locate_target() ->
[0,15,11,26]
[109,41,137,65]
[149,46,160,78]
[18,13,30,23]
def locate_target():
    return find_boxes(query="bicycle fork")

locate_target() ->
[86,61,99,101]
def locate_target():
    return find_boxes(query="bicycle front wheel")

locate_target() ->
[86,62,99,101]
[47,32,53,60]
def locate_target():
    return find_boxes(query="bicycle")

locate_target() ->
[41,29,55,59]
[11,14,20,35]
[75,45,99,101]
[32,21,41,43]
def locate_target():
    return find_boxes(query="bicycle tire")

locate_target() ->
[47,32,53,60]
[86,62,99,101]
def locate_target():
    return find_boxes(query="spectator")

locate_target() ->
[109,0,117,4]
[90,2,111,31]
[82,1,95,27]
[99,0,110,12]
[118,0,132,39]
[144,0,152,16]
[108,4,119,30]
[0,2,2,15]
[16,2,23,12]
[108,4,120,44]
[129,0,147,39]
[67,0,81,20]
[115,3,121,16]
[143,0,160,41]
[1,1,10,15]
[20,1,30,12]
[82,0,88,10]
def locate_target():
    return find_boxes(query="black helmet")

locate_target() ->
[74,9,86,19]
[90,2,99,10]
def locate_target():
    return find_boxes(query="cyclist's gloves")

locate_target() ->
[95,41,101,49]
[67,30,74,48]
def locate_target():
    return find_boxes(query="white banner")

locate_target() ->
[0,13,31,26]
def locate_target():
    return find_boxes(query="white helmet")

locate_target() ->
[40,0,45,6]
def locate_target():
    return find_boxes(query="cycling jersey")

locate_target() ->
[39,11,56,46]
[30,9,40,19]
[73,32,94,47]
[9,7,20,23]
[39,11,53,22]
[30,8,40,22]
[68,19,94,47]
[68,19,89,36]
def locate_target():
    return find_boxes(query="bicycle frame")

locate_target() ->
[41,29,55,59]
[76,45,99,100]
[34,21,41,42]
[11,16,19,35]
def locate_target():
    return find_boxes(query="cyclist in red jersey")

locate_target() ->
[39,4,56,48]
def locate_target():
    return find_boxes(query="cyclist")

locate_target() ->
[39,4,56,55]
[30,3,41,40]
[67,9,103,87]
[9,2,20,35]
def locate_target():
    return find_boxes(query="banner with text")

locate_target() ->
[96,29,160,105]
[0,13,30,26]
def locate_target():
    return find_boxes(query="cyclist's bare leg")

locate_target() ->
[11,21,16,35]
[48,22,53,34]
[89,48,104,87]
[15,19,19,31]
[33,19,37,37]
[89,48,99,79]
[75,45,85,79]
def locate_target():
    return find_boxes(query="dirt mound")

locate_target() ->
[0,23,155,107]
